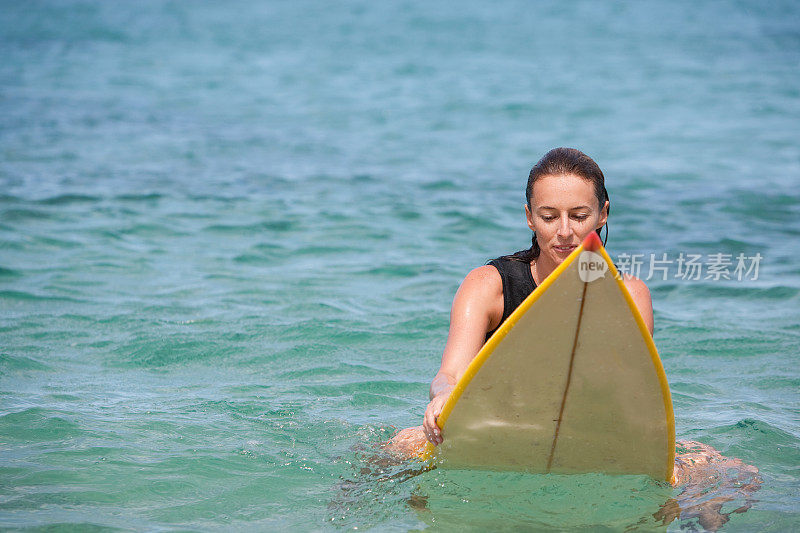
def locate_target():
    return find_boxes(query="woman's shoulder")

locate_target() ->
[462,264,503,289]
[621,274,651,298]
[451,265,504,328]
[451,264,503,305]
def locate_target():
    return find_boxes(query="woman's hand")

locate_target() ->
[423,390,451,445]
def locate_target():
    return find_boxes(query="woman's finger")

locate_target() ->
[423,410,436,443]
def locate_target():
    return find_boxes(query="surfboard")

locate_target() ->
[422,232,675,483]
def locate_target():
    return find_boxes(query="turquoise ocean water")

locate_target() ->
[1,1,799,530]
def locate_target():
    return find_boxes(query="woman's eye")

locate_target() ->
[541,216,556,222]
[572,215,588,221]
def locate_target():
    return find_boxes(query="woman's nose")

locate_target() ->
[557,217,572,238]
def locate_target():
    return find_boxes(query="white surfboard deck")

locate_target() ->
[423,233,675,482]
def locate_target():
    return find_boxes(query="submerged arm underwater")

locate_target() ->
[382,427,761,531]
[656,440,762,531]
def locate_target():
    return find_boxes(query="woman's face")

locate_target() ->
[525,173,609,266]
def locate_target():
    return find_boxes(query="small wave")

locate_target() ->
[707,418,800,464]
[113,336,239,368]
[0,194,22,203]
[32,235,83,250]
[277,361,391,381]
[233,244,287,264]
[0,353,52,373]
[0,407,83,442]
[722,189,800,224]
[0,290,83,303]
[669,381,723,399]
[44,393,83,402]
[421,179,458,191]
[397,209,422,220]
[392,313,447,335]
[440,210,506,232]
[0,266,21,278]
[38,193,101,205]
[748,375,800,391]
[292,244,353,256]
[204,220,297,234]
[114,192,165,202]
[676,283,799,300]
[350,392,413,408]
[360,264,423,278]
[0,208,57,221]
[119,223,188,238]
[300,380,417,397]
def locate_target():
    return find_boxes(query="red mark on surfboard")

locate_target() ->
[582,231,602,251]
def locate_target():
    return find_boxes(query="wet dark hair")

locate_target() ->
[502,147,610,262]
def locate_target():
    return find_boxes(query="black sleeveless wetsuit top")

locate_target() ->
[485,257,537,340]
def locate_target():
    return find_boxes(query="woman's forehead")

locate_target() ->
[530,174,597,206]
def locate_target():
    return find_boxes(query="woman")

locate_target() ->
[422,147,650,446]
[385,148,760,529]
[389,146,654,449]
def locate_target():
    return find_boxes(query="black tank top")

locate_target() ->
[485,257,537,340]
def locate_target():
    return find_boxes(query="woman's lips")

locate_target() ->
[554,244,577,253]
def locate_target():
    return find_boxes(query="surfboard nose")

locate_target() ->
[582,231,602,251]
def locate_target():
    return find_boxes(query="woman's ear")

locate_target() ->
[525,204,535,231]
[596,200,609,230]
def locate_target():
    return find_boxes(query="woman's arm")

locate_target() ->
[422,265,503,445]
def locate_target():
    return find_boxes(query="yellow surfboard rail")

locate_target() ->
[420,233,676,483]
